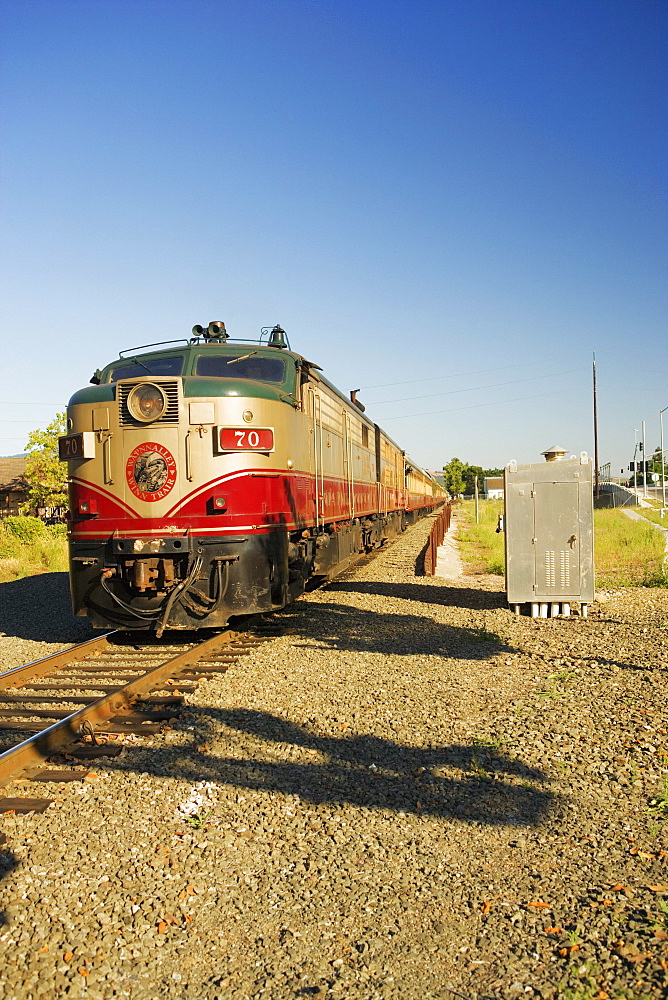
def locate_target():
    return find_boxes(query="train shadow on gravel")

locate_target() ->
[326,579,507,611]
[120,708,556,825]
[0,573,95,643]
[291,600,515,659]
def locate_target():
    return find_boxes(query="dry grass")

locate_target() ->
[594,508,666,587]
[456,500,667,587]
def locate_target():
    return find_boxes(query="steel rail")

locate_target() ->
[0,629,238,787]
[0,633,117,692]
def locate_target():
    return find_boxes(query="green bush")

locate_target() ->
[0,528,16,559]
[0,519,69,581]
[2,515,47,542]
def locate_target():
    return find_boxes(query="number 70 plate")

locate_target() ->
[217,427,275,452]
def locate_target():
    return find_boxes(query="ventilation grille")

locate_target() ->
[542,549,571,589]
[117,380,180,426]
[544,550,555,587]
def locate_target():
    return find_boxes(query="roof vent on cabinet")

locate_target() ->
[541,444,568,462]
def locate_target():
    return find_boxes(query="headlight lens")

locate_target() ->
[127,383,167,423]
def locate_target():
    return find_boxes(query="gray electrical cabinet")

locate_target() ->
[504,453,594,617]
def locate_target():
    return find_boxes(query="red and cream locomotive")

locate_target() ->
[59,323,447,631]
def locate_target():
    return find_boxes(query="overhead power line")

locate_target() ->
[380,384,584,421]
[359,352,590,391]
[369,367,585,405]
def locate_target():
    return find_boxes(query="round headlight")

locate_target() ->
[127,383,167,423]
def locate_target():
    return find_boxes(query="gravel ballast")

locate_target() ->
[1,516,668,999]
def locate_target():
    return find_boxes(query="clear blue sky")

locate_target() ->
[1,0,666,475]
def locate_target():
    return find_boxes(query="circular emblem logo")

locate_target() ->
[125,442,177,502]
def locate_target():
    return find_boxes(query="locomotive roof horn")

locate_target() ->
[206,321,228,341]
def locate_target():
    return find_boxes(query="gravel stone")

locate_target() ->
[1,518,668,998]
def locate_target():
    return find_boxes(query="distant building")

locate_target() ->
[484,476,504,499]
[0,457,28,517]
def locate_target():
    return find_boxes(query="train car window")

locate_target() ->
[196,354,286,383]
[361,425,369,448]
[108,356,184,382]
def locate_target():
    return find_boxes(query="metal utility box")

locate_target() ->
[504,453,594,617]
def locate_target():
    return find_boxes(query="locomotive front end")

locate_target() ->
[61,324,305,631]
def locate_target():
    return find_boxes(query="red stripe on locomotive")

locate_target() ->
[69,469,438,539]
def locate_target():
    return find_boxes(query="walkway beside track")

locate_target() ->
[433,505,464,580]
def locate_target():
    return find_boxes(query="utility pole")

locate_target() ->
[661,406,667,517]
[634,429,639,494]
[593,353,600,499]
[642,419,648,499]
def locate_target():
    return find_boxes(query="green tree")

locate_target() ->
[483,467,504,478]
[463,464,484,495]
[22,412,68,511]
[442,457,467,495]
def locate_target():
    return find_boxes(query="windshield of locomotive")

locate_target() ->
[195,353,287,383]
[107,356,184,382]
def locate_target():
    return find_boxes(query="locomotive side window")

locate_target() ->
[196,354,286,383]
[108,356,184,382]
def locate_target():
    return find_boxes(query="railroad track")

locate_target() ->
[0,623,278,811]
